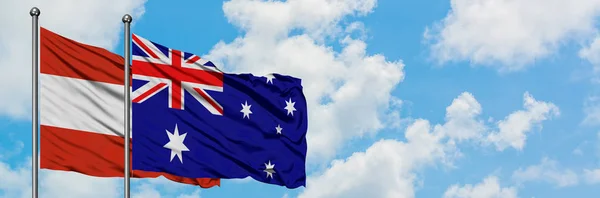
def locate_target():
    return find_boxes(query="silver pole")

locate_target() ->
[29,7,40,198]
[122,14,132,198]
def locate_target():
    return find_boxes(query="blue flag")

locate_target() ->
[130,34,308,188]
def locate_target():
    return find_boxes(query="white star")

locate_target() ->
[275,124,283,135]
[264,161,276,179]
[240,101,253,119]
[265,74,275,84]
[284,98,296,116]
[163,124,189,164]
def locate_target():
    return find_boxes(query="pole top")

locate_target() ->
[30,7,40,16]
[122,14,132,23]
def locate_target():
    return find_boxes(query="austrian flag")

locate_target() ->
[131,34,224,114]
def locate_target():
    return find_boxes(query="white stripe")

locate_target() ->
[185,54,199,62]
[132,56,169,65]
[133,34,171,63]
[40,74,128,137]
[132,75,171,103]
[183,60,222,73]
[183,82,223,115]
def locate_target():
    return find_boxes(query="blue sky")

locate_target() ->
[1,0,600,197]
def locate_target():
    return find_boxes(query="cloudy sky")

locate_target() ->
[1,0,600,197]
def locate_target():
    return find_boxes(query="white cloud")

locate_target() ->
[582,132,600,184]
[207,0,404,162]
[0,158,30,198]
[220,0,376,41]
[0,0,146,118]
[298,92,556,198]
[443,176,518,198]
[132,177,202,198]
[425,0,600,71]
[485,92,560,151]
[583,168,600,184]
[579,34,600,78]
[132,185,161,198]
[176,190,201,198]
[0,157,121,198]
[436,92,486,142]
[582,96,600,126]
[512,157,579,187]
[228,176,252,183]
[298,120,447,198]
[41,170,122,198]
[384,97,412,130]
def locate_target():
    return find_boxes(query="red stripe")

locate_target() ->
[186,55,201,64]
[40,27,125,85]
[194,88,224,115]
[132,83,167,103]
[132,34,159,59]
[40,125,220,188]
[172,50,183,109]
[132,61,223,87]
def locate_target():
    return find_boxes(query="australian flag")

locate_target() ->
[130,34,307,188]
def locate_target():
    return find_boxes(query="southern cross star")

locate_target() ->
[163,124,189,164]
[275,124,283,135]
[265,74,275,84]
[284,98,296,116]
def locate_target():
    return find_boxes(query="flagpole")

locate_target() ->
[30,7,40,198]
[122,14,132,198]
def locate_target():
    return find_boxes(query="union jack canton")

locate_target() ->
[131,34,224,115]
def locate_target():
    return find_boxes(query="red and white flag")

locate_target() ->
[38,27,220,188]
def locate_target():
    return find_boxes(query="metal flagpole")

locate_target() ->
[122,14,132,198]
[30,7,40,198]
